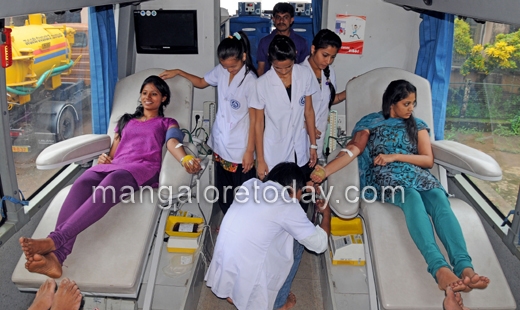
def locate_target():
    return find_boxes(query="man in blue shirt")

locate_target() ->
[257,2,309,76]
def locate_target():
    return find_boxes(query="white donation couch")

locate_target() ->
[12,68,199,299]
[326,67,516,309]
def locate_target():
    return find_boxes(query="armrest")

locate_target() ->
[431,140,502,181]
[36,134,111,170]
[326,148,361,219]
[159,143,209,202]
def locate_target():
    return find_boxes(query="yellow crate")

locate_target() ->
[331,217,363,236]
[164,215,204,237]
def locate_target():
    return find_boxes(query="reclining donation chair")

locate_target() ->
[12,68,198,298]
[327,67,516,309]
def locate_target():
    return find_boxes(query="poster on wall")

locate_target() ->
[335,14,366,55]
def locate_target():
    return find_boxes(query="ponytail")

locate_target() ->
[323,66,336,109]
[311,29,341,109]
[217,31,257,87]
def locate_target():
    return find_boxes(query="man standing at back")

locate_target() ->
[257,2,309,76]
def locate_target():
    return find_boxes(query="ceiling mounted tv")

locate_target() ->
[134,9,198,54]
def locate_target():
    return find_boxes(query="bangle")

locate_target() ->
[310,144,318,150]
[181,155,195,167]
[341,148,354,157]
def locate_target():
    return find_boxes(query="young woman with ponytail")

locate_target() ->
[303,29,346,159]
[20,76,201,278]
[159,31,258,214]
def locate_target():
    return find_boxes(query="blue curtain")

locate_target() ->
[88,6,118,134]
[312,0,322,37]
[414,12,454,140]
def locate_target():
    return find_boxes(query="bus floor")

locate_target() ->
[197,249,324,310]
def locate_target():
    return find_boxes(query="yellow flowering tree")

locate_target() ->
[454,19,520,75]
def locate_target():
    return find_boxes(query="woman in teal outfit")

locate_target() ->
[310,79,489,293]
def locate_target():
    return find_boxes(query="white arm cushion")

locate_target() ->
[36,134,111,170]
[431,140,502,181]
[326,148,360,219]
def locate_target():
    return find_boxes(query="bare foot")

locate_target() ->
[460,268,489,291]
[20,237,56,258]
[226,297,233,305]
[443,286,470,310]
[51,278,82,310]
[28,278,56,310]
[278,292,297,310]
[26,253,63,278]
[436,267,466,292]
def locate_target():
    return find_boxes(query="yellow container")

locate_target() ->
[331,217,363,236]
[164,215,204,237]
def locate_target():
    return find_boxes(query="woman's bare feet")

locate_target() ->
[436,267,466,292]
[460,268,489,291]
[226,297,234,305]
[278,292,296,310]
[51,278,82,310]
[443,286,470,310]
[19,237,56,258]
[28,278,56,310]
[25,253,63,278]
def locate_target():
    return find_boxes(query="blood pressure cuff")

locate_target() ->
[346,130,369,154]
[166,127,185,143]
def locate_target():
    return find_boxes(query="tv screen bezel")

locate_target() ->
[134,9,198,55]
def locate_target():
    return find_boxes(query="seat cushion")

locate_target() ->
[12,185,160,297]
[361,198,516,310]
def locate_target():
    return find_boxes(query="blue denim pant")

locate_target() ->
[390,188,473,280]
[273,238,305,309]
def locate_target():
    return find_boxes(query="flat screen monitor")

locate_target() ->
[134,10,198,54]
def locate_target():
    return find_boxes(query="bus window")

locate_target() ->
[5,10,92,199]
[447,18,520,218]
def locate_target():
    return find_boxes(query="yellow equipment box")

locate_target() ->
[331,216,363,236]
[329,234,366,266]
[329,216,365,265]
[164,214,204,238]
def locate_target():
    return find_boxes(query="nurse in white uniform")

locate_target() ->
[204,162,331,310]
[159,31,258,213]
[302,29,346,159]
[252,34,319,178]
[250,34,318,310]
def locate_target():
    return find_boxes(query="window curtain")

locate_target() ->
[414,12,454,140]
[312,0,322,37]
[88,5,118,134]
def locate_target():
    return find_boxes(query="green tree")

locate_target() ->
[454,19,520,75]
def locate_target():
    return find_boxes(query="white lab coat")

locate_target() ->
[251,64,318,170]
[204,64,257,163]
[302,56,337,159]
[204,179,319,310]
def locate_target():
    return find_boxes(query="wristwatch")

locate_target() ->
[310,144,318,150]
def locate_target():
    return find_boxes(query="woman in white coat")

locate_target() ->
[160,31,257,214]
[251,34,318,310]
[302,29,346,159]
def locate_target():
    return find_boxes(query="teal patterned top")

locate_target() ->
[352,112,444,202]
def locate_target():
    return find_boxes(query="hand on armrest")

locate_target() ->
[431,140,502,181]
[36,134,111,170]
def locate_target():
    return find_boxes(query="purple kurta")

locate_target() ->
[90,117,178,186]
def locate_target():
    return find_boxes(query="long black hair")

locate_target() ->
[311,29,342,109]
[382,80,418,146]
[116,75,171,137]
[268,35,297,64]
[218,31,258,86]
